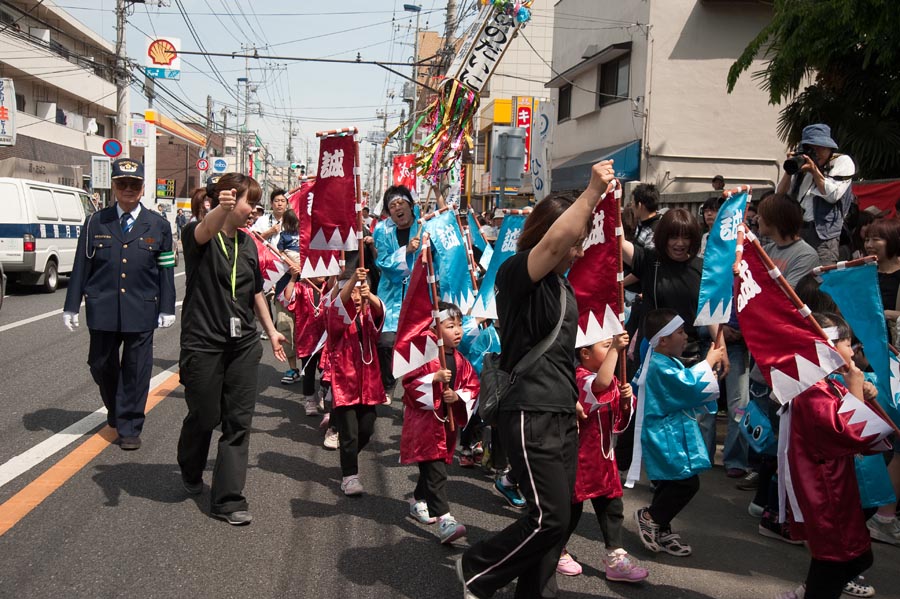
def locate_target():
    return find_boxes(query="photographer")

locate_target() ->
[775,123,855,265]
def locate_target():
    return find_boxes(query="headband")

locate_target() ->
[822,326,840,341]
[649,315,685,348]
[438,309,453,322]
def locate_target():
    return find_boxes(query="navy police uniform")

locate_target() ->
[64,159,176,444]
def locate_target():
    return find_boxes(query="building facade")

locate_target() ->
[547,0,784,199]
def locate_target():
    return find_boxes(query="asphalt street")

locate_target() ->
[0,269,897,599]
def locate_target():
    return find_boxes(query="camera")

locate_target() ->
[783,145,817,175]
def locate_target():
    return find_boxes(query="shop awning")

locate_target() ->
[551,139,641,192]
[145,109,206,148]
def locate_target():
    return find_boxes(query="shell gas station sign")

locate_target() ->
[144,37,181,80]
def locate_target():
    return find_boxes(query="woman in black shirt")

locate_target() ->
[177,173,286,526]
[458,160,616,599]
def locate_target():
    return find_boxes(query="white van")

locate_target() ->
[0,178,95,293]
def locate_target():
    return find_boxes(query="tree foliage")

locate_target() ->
[727,0,900,179]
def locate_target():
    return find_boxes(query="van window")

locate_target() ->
[0,182,23,220]
[79,193,96,215]
[31,187,59,220]
[53,190,83,222]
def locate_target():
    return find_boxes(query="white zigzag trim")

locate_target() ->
[837,393,894,440]
[582,374,601,413]
[694,298,733,326]
[414,372,437,410]
[576,305,624,348]
[769,341,845,404]
[310,227,358,251]
[302,255,341,278]
[392,336,440,379]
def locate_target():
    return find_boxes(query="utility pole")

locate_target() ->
[444,0,458,41]
[284,118,295,162]
[114,0,129,155]
[204,95,213,160]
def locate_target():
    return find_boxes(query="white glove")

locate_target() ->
[63,311,79,331]
[158,313,176,328]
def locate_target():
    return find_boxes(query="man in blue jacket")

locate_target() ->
[63,158,176,450]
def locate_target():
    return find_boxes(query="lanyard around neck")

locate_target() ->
[216,232,238,300]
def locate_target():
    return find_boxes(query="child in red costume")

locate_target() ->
[777,313,894,599]
[556,332,649,583]
[400,302,479,545]
[281,268,327,416]
[326,267,386,496]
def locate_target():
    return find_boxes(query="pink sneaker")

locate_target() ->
[604,549,649,583]
[556,550,582,576]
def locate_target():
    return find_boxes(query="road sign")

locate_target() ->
[102,139,123,158]
[131,120,148,148]
[145,37,181,80]
[91,156,111,189]
[196,158,209,171]
[198,148,208,159]
[212,158,228,173]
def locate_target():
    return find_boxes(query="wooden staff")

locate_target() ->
[746,233,900,437]
[422,234,455,431]
[812,255,878,274]
[457,209,481,293]
[353,137,365,270]
[418,206,452,224]
[250,230,301,272]
[316,127,358,137]
[612,180,627,382]
[288,176,316,196]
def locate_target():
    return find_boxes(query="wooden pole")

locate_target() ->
[316,127,359,138]
[422,234,455,431]
[613,180,627,382]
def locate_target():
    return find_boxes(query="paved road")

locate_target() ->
[0,274,897,599]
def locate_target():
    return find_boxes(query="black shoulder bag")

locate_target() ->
[478,281,567,426]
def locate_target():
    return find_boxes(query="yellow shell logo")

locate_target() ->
[148,39,177,66]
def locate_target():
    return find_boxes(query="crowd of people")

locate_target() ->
[63,123,899,599]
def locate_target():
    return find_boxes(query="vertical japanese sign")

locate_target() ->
[445,6,522,93]
[393,154,417,190]
[0,79,17,146]
[531,99,555,203]
[514,97,533,173]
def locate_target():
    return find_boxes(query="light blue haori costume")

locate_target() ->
[373,215,422,334]
[626,315,720,487]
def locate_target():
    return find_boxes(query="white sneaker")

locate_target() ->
[341,476,363,496]
[455,557,479,599]
[305,397,319,416]
[409,500,436,524]
[439,515,467,544]
[323,428,339,450]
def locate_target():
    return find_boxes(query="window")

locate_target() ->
[598,54,630,107]
[558,84,572,122]
[31,188,59,220]
[53,191,83,222]
[15,94,24,111]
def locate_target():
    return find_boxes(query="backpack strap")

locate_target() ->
[510,277,567,381]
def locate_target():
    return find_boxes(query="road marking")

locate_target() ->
[0,368,181,537]
[0,368,177,490]
[0,298,184,333]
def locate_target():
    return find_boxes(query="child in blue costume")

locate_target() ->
[629,308,726,556]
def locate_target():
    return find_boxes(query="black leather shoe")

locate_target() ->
[118,436,141,450]
[181,475,203,495]
[212,510,252,526]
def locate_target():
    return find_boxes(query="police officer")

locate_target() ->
[63,158,177,450]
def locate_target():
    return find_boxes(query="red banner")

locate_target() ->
[242,229,287,293]
[567,187,623,347]
[392,249,439,378]
[289,179,341,278]
[735,232,845,404]
[310,134,358,251]
[854,180,900,219]
[393,154,417,191]
[515,99,532,174]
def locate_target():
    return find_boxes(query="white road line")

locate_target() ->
[0,366,179,490]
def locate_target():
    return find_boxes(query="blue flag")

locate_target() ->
[819,262,900,425]
[461,323,501,374]
[695,190,748,325]
[424,210,476,313]
[471,214,527,319]
[467,211,486,253]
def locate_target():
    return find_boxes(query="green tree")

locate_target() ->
[727,0,900,179]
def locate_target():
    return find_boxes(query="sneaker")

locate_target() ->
[866,513,900,545]
[737,470,760,490]
[305,397,319,416]
[117,436,141,450]
[459,450,475,468]
[759,512,804,545]
[556,549,582,576]
[634,508,661,552]
[409,500,436,524]
[455,557,480,599]
[776,584,806,599]
[323,427,340,450]
[260,332,268,340]
[439,515,468,544]
[748,501,765,518]
[726,468,747,478]
[658,530,692,556]
[603,549,649,583]
[494,476,526,509]
[281,368,300,384]
[341,476,363,496]
[212,510,252,525]
[843,576,875,598]
[319,413,330,430]
[472,442,484,464]
[181,474,203,495]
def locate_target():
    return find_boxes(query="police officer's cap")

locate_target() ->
[111,158,144,180]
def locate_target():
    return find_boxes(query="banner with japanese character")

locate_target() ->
[568,187,623,347]
[393,249,440,379]
[393,154,417,194]
[470,214,527,319]
[424,210,476,314]
[695,189,748,325]
[288,178,341,278]
[310,134,358,252]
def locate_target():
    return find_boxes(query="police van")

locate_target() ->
[0,178,95,293]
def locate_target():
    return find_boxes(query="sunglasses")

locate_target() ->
[114,179,143,191]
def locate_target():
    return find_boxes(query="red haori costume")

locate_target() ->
[399,352,479,465]
[783,378,893,562]
[281,281,326,357]
[325,293,386,409]
[573,367,633,503]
